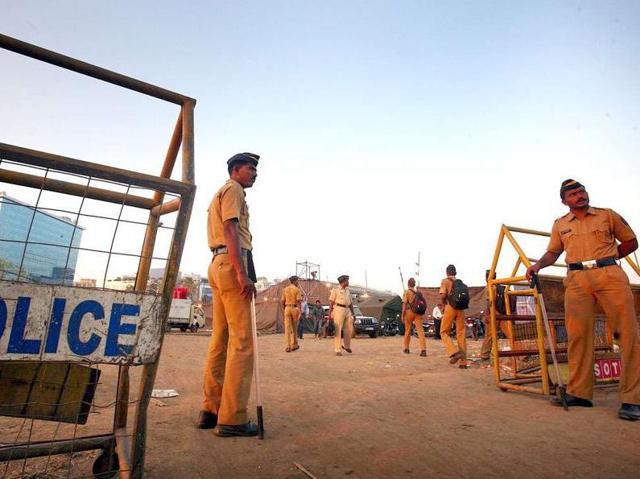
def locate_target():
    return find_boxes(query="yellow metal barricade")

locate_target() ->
[486,225,640,397]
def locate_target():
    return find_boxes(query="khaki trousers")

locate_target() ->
[333,306,353,353]
[202,255,254,425]
[480,316,493,359]
[564,266,640,404]
[441,305,467,366]
[283,306,300,348]
[403,310,426,351]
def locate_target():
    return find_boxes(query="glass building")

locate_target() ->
[0,192,84,285]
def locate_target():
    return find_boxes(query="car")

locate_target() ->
[321,305,380,338]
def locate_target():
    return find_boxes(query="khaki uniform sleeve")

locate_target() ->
[220,184,244,222]
[296,288,302,302]
[610,210,636,243]
[329,289,336,303]
[547,220,564,254]
[402,290,409,303]
[438,279,448,295]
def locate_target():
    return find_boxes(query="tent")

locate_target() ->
[255,279,400,334]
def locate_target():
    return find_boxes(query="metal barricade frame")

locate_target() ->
[0,34,196,479]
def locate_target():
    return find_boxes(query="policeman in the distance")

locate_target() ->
[526,179,640,421]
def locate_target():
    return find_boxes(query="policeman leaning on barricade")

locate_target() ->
[197,152,260,436]
[329,275,356,356]
[281,275,302,352]
[526,179,640,421]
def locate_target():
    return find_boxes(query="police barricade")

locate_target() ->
[486,225,640,397]
[0,34,195,479]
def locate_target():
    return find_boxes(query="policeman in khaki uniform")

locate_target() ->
[281,275,302,352]
[329,275,357,356]
[527,179,640,421]
[197,152,260,437]
[402,278,427,357]
[439,264,468,369]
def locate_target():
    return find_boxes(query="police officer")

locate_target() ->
[439,264,468,369]
[526,179,640,420]
[329,275,356,356]
[281,275,302,352]
[401,277,427,356]
[197,152,260,437]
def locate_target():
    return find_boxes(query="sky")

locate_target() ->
[1,0,639,294]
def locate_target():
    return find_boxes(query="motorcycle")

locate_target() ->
[380,318,399,336]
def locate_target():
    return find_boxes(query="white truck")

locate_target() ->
[167,299,206,332]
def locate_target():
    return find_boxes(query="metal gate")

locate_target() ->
[0,34,196,478]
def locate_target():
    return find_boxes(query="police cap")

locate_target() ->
[560,179,584,198]
[227,152,260,168]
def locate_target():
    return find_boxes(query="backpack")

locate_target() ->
[410,290,427,315]
[447,279,470,310]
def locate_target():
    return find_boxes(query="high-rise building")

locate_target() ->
[0,192,84,285]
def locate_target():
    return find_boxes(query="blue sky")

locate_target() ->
[1,1,639,292]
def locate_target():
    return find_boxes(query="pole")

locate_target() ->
[530,273,568,410]
[250,296,265,438]
[398,266,405,292]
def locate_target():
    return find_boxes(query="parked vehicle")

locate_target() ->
[322,305,380,338]
[380,316,399,336]
[167,289,206,332]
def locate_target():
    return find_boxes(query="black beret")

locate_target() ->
[560,179,584,198]
[227,152,260,167]
[337,274,349,283]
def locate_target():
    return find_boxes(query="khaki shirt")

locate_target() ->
[439,276,455,297]
[281,284,302,306]
[207,179,252,251]
[547,207,635,264]
[329,287,352,306]
[403,289,416,305]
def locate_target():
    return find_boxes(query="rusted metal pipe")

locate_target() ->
[0,143,192,195]
[0,168,154,209]
[151,198,181,217]
[0,34,195,106]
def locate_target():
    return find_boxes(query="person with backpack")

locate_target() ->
[439,264,470,369]
[401,277,427,357]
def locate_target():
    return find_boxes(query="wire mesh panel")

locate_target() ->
[0,151,193,478]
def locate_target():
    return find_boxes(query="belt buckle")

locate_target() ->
[583,260,597,270]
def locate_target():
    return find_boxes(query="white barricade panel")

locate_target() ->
[0,280,163,364]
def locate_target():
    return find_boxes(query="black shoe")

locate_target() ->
[213,422,259,437]
[403,349,410,354]
[342,346,352,354]
[458,364,469,369]
[196,410,218,429]
[449,351,462,364]
[420,350,427,357]
[618,403,640,421]
[551,393,593,408]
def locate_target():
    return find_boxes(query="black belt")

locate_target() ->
[285,304,298,307]
[210,246,257,282]
[567,257,617,271]
[335,303,348,308]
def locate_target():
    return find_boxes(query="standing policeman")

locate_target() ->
[527,179,640,420]
[197,152,260,436]
[281,275,302,352]
[329,275,357,356]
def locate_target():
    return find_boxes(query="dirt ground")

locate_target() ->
[143,333,640,479]
[3,332,639,479]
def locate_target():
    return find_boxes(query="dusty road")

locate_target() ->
[142,333,639,479]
